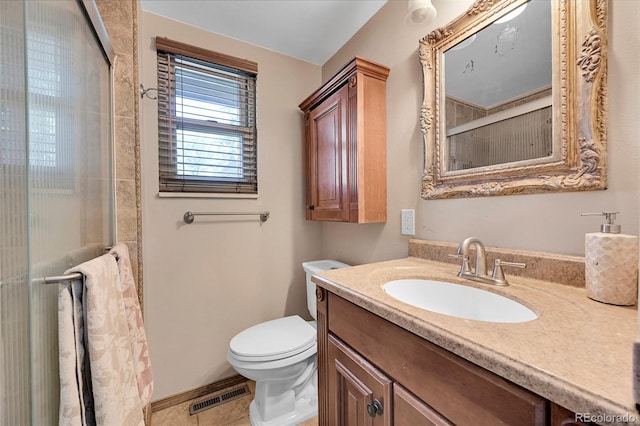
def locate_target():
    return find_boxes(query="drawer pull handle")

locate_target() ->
[367,399,383,417]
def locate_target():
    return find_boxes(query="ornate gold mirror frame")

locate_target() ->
[420,0,608,199]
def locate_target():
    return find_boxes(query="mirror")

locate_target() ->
[419,0,608,199]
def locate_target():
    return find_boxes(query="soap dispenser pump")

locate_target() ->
[581,212,638,306]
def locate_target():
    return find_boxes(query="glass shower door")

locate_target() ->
[0,2,30,423]
[0,1,114,424]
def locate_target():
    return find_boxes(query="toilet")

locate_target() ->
[227,260,350,426]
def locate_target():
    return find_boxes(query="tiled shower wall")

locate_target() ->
[95,0,143,303]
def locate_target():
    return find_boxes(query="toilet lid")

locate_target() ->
[229,316,316,361]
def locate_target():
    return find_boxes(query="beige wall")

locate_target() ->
[321,0,640,262]
[139,12,323,399]
[139,0,640,401]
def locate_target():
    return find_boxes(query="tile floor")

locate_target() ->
[151,381,318,426]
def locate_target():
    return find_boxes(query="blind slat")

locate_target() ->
[156,42,257,194]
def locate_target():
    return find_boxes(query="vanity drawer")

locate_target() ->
[327,293,547,425]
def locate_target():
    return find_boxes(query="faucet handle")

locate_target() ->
[447,253,472,275]
[495,259,526,269]
[491,259,526,286]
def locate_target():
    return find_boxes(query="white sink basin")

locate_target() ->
[382,279,537,323]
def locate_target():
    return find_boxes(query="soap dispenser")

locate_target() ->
[582,212,638,306]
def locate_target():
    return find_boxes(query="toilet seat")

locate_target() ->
[229,315,316,362]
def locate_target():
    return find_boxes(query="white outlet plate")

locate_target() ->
[401,209,415,236]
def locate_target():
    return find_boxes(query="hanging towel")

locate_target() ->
[109,243,154,406]
[58,254,144,426]
[58,279,93,426]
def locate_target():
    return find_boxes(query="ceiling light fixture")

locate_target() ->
[405,0,437,26]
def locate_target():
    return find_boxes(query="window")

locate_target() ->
[1,10,77,191]
[156,37,258,194]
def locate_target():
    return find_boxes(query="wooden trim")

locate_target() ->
[150,375,247,412]
[316,287,329,425]
[394,384,454,426]
[155,37,257,74]
[357,72,387,223]
[298,56,389,112]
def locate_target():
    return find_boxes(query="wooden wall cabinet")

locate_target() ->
[299,57,389,223]
[316,288,587,426]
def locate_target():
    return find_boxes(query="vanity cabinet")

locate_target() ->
[327,332,452,426]
[328,335,392,425]
[317,288,587,426]
[393,384,452,426]
[550,404,593,426]
[299,57,389,223]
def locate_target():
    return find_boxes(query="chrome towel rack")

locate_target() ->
[183,210,270,224]
[37,272,84,285]
[36,251,119,285]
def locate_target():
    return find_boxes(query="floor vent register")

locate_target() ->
[189,384,251,415]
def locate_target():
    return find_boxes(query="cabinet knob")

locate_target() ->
[308,204,315,210]
[367,399,383,417]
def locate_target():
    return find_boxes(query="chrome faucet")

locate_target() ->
[449,237,525,286]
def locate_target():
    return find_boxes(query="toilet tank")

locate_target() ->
[302,260,350,320]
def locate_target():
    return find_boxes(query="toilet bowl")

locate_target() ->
[227,260,349,426]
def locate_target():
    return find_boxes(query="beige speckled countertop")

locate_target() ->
[313,256,640,426]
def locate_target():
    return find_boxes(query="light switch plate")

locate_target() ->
[401,209,415,236]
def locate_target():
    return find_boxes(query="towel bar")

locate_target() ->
[38,272,84,285]
[183,211,270,224]
[36,251,119,285]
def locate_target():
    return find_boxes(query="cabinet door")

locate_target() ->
[328,334,392,425]
[306,85,349,221]
[550,403,594,425]
[394,385,453,426]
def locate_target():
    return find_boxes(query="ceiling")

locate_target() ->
[140,0,388,66]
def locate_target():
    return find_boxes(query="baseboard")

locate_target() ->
[150,374,247,413]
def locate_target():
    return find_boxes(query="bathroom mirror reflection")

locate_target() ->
[444,0,552,171]
[419,0,608,199]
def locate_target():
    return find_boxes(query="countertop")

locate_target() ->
[312,256,639,425]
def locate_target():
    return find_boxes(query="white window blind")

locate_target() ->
[156,37,258,194]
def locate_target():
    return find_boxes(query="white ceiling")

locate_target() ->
[140,0,388,66]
